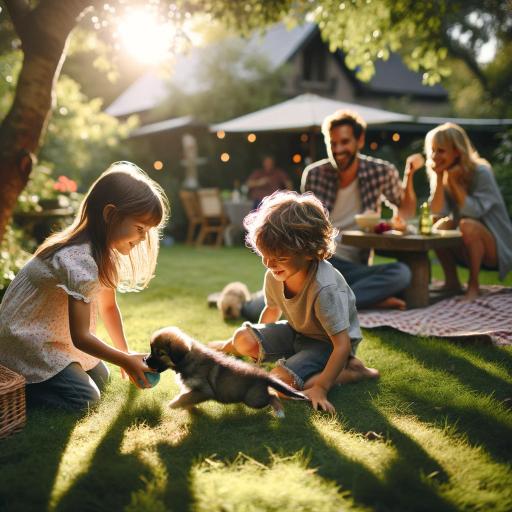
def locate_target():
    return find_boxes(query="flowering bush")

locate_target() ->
[53,175,78,194]
[16,164,82,213]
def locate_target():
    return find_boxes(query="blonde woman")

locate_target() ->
[424,123,512,300]
[0,162,169,409]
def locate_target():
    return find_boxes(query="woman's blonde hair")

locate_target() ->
[244,191,337,260]
[35,161,170,292]
[425,122,489,190]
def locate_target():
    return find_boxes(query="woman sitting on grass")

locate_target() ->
[0,162,169,410]
[423,123,512,300]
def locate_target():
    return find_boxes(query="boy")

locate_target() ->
[210,191,379,412]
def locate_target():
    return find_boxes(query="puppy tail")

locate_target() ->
[267,377,309,401]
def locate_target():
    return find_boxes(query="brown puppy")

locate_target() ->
[146,326,308,417]
[217,281,251,320]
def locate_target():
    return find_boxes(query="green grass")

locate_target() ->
[1,245,511,512]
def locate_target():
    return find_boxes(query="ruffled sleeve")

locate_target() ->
[52,244,100,303]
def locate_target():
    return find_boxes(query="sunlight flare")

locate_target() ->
[117,10,174,65]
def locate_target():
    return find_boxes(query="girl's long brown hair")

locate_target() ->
[35,162,169,291]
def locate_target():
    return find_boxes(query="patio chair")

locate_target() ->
[179,189,203,245]
[196,188,229,247]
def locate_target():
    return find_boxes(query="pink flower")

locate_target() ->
[53,175,77,193]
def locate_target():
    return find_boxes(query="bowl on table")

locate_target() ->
[355,212,381,232]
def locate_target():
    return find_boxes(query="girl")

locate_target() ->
[0,162,169,410]
[424,123,512,299]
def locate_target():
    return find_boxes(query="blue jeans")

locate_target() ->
[26,362,110,411]
[240,257,411,322]
[245,321,359,388]
[328,256,411,309]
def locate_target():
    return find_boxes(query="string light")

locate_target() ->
[370,142,378,151]
[220,152,230,162]
[292,154,302,164]
[392,132,400,142]
[153,160,164,170]
[247,133,256,143]
[216,130,226,139]
[300,133,309,142]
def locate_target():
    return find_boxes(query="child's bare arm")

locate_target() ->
[259,304,281,324]
[98,287,128,352]
[68,296,150,387]
[303,330,351,412]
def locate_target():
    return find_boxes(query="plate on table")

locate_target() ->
[432,229,461,236]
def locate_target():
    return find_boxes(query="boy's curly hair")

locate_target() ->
[244,191,338,260]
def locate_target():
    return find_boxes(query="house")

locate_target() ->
[106,22,449,121]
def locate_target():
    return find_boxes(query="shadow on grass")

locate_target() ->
[0,407,83,512]
[53,385,163,512]
[375,329,512,462]
[152,382,458,512]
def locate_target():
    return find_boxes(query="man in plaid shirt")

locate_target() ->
[301,109,421,310]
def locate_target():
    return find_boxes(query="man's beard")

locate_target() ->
[334,150,357,172]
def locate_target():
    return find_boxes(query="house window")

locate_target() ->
[302,37,327,83]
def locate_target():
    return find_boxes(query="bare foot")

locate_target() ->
[336,357,380,384]
[462,287,481,301]
[374,296,406,310]
[207,340,239,355]
[430,281,463,293]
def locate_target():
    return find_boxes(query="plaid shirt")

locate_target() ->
[300,155,403,213]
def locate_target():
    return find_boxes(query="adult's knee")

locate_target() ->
[390,261,412,289]
[459,218,481,244]
[232,326,260,359]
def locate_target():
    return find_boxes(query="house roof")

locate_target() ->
[106,22,447,118]
[211,93,413,132]
[360,53,447,98]
[129,116,199,137]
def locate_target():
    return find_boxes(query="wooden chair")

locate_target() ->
[196,188,229,247]
[179,189,203,245]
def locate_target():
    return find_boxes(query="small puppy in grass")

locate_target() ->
[217,281,251,320]
[146,326,309,417]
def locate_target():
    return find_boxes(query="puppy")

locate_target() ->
[146,326,309,417]
[217,281,251,320]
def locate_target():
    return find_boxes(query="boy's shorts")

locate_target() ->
[244,320,360,389]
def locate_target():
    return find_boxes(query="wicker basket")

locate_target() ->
[0,363,26,439]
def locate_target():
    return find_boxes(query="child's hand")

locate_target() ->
[122,353,152,389]
[303,385,335,413]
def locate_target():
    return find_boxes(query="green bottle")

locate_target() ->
[419,201,432,235]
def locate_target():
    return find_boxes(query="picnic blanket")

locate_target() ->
[358,285,512,346]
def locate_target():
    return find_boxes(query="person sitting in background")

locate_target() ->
[422,122,512,300]
[246,155,293,207]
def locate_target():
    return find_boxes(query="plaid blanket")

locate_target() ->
[358,285,512,346]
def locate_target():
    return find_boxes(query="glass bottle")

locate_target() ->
[419,201,432,235]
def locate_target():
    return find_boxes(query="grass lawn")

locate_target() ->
[1,244,511,512]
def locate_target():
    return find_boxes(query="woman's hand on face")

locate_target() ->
[405,153,425,175]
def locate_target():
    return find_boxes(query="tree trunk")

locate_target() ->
[0,0,91,243]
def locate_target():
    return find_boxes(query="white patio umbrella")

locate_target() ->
[210,93,413,133]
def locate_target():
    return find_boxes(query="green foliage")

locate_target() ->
[16,163,83,213]
[0,224,30,295]
[494,129,512,218]
[40,75,138,189]
[154,39,288,124]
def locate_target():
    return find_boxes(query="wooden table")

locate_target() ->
[341,230,463,308]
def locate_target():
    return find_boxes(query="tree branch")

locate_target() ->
[4,0,31,42]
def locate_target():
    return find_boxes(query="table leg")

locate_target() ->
[396,251,431,308]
